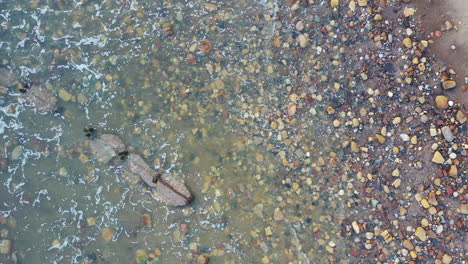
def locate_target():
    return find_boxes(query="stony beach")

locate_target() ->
[0,0,466,263]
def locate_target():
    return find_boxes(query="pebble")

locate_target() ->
[135,249,148,263]
[142,213,152,227]
[86,217,96,226]
[287,102,296,116]
[79,153,89,164]
[357,0,367,6]
[199,40,212,54]
[296,21,304,31]
[400,134,410,141]
[442,254,453,264]
[298,34,309,48]
[51,239,61,248]
[273,208,284,221]
[253,203,264,218]
[101,227,114,241]
[348,0,356,10]
[456,110,466,123]
[58,89,72,102]
[350,141,359,152]
[441,126,454,142]
[420,199,430,209]
[403,38,412,48]
[0,239,11,254]
[414,227,427,241]
[441,80,456,90]
[375,134,385,143]
[330,0,339,8]
[403,7,416,17]
[403,239,414,250]
[435,95,449,109]
[10,145,24,160]
[197,254,210,264]
[431,151,444,164]
[460,203,468,214]
[351,221,360,234]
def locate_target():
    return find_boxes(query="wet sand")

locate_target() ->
[413,0,468,106]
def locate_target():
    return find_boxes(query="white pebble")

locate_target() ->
[400,134,410,141]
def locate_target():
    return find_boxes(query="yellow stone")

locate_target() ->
[375,134,385,143]
[198,254,210,264]
[79,153,89,164]
[331,0,339,8]
[431,151,444,164]
[135,249,148,263]
[357,0,367,6]
[435,95,449,110]
[420,199,430,209]
[292,182,299,191]
[442,254,453,264]
[414,227,427,241]
[265,226,272,236]
[101,227,114,241]
[349,0,356,11]
[86,217,96,226]
[51,239,61,248]
[403,38,413,48]
[298,34,309,48]
[270,121,277,129]
[352,221,360,234]
[448,165,457,177]
[59,89,72,102]
[350,141,359,153]
[262,256,270,264]
[403,7,416,17]
[421,218,429,227]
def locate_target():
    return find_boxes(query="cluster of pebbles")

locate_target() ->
[0,0,466,263]
[86,132,193,207]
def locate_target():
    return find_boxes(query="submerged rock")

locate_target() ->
[24,85,58,113]
[0,67,17,88]
[89,133,126,163]
[10,145,24,160]
[154,173,193,206]
[0,239,12,255]
[87,134,193,206]
[124,153,193,206]
[125,153,157,187]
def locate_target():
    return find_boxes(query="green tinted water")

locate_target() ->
[0,0,350,263]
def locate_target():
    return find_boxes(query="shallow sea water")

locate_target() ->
[0,0,372,263]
